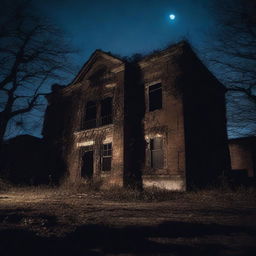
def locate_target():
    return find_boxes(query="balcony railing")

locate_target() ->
[83,115,113,130]
[84,119,97,129]
[100,115,112,126]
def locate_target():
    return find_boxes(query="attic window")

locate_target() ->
[148,83,162,111]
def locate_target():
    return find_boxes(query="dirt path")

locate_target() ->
[0,189,256,256]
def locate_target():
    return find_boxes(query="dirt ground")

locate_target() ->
[0,187,256,256]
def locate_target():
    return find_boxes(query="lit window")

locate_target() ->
[102,143,112,171]
[148,83,162,111]
[146,137,164,169]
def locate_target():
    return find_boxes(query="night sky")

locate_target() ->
[5,0,255,138]
[35,0,216,66]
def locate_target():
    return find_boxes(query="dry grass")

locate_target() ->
[0,183,256,255]
[99,186,184,202]
[1,178,256,203]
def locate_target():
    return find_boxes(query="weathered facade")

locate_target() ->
[43,41,230,190]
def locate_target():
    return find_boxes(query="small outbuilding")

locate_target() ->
[229,137,256,182]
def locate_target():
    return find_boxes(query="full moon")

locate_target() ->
[169,14,175,20]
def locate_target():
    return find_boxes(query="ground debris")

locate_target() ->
[0,187,256,255]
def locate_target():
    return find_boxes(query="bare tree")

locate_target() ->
[0,1,75,149]
[207,0,256,137]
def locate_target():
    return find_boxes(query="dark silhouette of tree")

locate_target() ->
[0,1,75,150]
[207,0,256,137]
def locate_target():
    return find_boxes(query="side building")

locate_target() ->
[43,41,230,190]
[229,137,256,184]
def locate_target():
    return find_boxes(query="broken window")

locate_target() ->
[102,143,112,171]
[147,137,164,169]
[148,83,162,111]
[84,101,97,129]
[100,97,113,126]
[81,146,94,179]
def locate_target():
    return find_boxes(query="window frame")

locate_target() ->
[148,83,163,112]
[83,97,113,130]
[101,143,112,172]
[84,101,97,129]
[100,97,113,126]
[146,136,164,169]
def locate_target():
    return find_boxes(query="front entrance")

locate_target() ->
[81,150,94,179]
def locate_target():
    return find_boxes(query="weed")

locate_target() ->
[100,186,184,202]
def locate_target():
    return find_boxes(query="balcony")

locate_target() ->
[100,115,113,126]
[83,115,113,130]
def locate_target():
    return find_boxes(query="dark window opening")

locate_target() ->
[81,149,94,179]
[146,137,164,169]
[102,143,112,172]
[84,101,96,129]
[148,83,162,111]
[100,98,113,126]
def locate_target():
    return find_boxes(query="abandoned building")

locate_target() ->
[43,41,230,190]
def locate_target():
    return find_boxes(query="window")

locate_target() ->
[102,143,112,171]
[83,98,113,130]
[84,101,97,129]
[100,98,113,126]
[146,137,164,169]
[148,83,162,111]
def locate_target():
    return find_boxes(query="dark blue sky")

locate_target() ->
[8,0,254,139]
[5,0,223,138]
[35,0,216,68]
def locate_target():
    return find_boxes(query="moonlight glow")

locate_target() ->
[169,14,175,20]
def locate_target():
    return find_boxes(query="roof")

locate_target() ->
[49,40,226,94]
[138,40,226,91]
[139,40,188,63]
[71,49,124,85]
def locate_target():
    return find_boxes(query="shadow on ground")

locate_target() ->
[0,209,256,256]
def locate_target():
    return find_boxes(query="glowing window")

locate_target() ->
[146,137,164,169]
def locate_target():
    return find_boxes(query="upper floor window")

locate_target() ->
[100,97,113,126]
[84,101,97,129]
[83,98,113,130]
[148,83,162,111]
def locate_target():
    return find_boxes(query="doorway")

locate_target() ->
[81,150,94,179]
